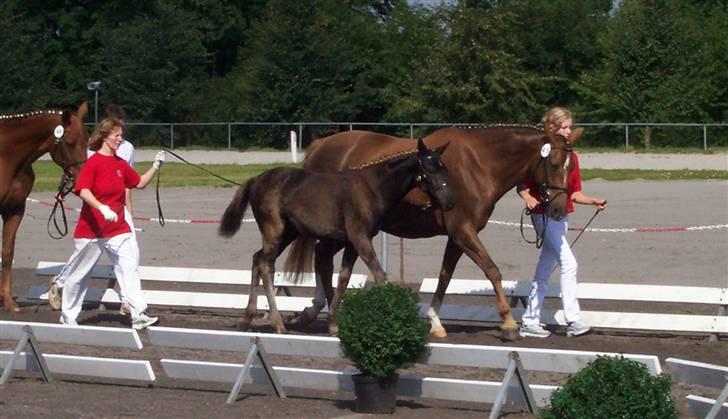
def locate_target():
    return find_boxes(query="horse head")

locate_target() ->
[416,138,455,211]
[49,102,90,182]
[533,127,582,220]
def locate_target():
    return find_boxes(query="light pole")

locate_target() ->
[87,81,101,124]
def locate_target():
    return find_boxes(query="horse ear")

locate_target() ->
[76,101,89,121]
[569,127,584,145]
[435,141,450,155]
[417,138,427,152]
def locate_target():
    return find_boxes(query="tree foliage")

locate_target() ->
[0,0,724,149]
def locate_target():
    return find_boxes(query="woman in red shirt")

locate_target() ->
[517,107,607,338]
[60,117,165,329]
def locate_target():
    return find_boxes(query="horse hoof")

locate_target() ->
[328,324,339,335]
[430,328,447,339]
[275,326,288,334]
[500,327,519,342]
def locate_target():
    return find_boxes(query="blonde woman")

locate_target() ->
[517,107,607,338]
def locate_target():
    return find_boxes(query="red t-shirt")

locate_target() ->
[73,153,140,238]
[522,151,582,214]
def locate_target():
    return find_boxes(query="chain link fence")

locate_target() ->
[115,122,728,150]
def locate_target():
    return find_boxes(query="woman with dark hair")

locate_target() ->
[59,116,165,329]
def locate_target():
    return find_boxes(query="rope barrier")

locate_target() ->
[26,197,727,232]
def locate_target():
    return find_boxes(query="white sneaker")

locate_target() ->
[132,313,158,330]
[566,321,591,337]
[59,314,78,326]
[519,323,551,338]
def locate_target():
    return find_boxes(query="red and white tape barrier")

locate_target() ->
[27,198,727,233]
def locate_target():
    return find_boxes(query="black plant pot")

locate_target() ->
[352,373,399,414]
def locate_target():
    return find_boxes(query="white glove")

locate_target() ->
[98,205,118,222]
[153,151,166,169]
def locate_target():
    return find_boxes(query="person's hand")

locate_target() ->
[153,151,166,170]
[593,199,607,211]
[98,205,118,222]
[524,195,539,211]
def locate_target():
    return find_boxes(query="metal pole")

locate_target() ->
[94,90,99,124]
[703,125,708,150]
[381,233,388,275]
[625,125,629,149]
[170,124,174,149]
[227,124,232,149]
[298,123,303,151]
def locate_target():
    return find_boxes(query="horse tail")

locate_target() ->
[218,179,254,237]
[283,236,316,284]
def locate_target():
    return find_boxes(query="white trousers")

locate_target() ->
[60,232,147,322]
[521,215,581,326]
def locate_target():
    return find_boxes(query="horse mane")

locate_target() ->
[0,109,62,122]
[455,123,542,131]
[347,148,417,171]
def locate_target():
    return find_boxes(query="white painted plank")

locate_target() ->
[148,327,342,358]
[687,395,728,419]
[666,358,728,389]
[0,351,154,381]
[35,261,366,288]
[419,278,727,305]
[425,342,661,375]
[422,304,728,334]
[0,320,142,349]
[147,327,660,375]
[159,359,556,406]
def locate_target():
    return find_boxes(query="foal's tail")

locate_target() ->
[283,236,316,284]
[218,179,254,237]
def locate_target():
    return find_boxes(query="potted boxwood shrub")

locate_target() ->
[336,282,429,414]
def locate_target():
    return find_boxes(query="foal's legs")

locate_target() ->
[327,244,358,335]
[348,236,387,284]
[298,239,343,327]
[241,249,263,330]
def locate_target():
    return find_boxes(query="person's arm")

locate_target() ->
[79,189,118,222]
[125,189,133,214]
[571,190,607,210]
[135,151,165,190]
[517,183,539,210]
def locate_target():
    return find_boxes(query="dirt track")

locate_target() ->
[1,179,727,418]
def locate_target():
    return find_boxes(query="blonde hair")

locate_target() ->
[541,107,573,134]
[88,117,124,151]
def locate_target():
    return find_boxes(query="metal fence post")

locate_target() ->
[625,125,629,149]
[703,125,708,150]
[227,124,232,149]
[170,123,174,149]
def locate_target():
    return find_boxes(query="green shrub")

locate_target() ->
[540,355,677,419]
[337,283,428,379]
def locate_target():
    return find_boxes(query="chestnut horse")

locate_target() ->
[219,138,454,334]
[0,102,90,311]
[302,126,579,340]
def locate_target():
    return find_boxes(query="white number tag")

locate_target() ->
[54,125,65,139]
[540,143,551,158]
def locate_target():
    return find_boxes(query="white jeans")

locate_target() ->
[521,215,581,326]
[60,232,147,322]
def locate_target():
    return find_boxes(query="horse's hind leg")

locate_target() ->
[327,244,358,335]
[1,210,24,312]
[298,239,343,327]
[260,229,296,334]
[240,250,264,330]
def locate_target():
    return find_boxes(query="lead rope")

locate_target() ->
[520,207,548,249]
[47,175,75,239]
[154,149,242,226]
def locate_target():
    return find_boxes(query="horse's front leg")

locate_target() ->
[327,245,358,335]
[349,235,387,284]
[1,210,24,312]
[451,227,519,341]
[427,238,463,338]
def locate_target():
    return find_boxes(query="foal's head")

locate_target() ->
[48,102,90,181]
[532,128,582,220]
[415,138,455,211]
